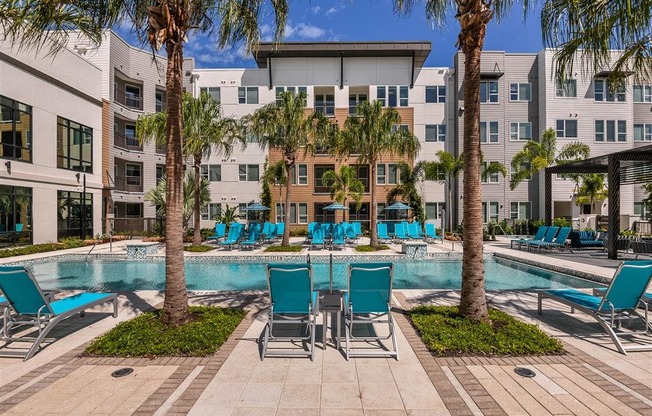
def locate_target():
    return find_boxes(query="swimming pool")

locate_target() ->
[21,256,600,291]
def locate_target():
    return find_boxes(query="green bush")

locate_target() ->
[85,306,246,357]
[0,238,86,259]
[264,245,303,252]
[184,245,216,252]
[289,228,308,237]
[408,305,564,356]
[355,245,390,252]
[200,228,214,240]
[552,217,571,228]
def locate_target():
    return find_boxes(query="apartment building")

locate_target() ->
[187,42,451,229]
[0,36,104,246]
[450,50,650,227]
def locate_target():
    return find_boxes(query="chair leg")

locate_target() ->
[595,317,628,355]
[24,315,63,361]
[389,312,399,361]
[310,313,316,361]
[345,316,351,361]
[261,321,270,361]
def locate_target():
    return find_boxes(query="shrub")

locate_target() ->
[0,237,86,258]
[355,245,390,252]
[184,245,215,252]
[552,217,571,228]
[264,245,303,252]
[289,228,308,237]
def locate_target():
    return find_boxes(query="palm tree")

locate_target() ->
[261,160,288,222]
[145,172,210,232]
[387,161,425,223]
[422,150,464,231]
[334,100,420,247]
[510,128,590,190]
[322,165,365,223]
[248,91,331,246]
[577,174,608,215]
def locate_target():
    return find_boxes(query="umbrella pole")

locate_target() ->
[329,253,333,294]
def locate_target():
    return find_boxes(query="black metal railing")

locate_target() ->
[103,217,161,235]
[114,89,143,110]
[114,132,143,151]
[113,175,143,192]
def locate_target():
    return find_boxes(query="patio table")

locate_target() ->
[320,291,342,350]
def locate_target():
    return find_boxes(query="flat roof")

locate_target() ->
[254,41,432,68]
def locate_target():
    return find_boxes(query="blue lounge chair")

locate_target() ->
[262,264,318,360]
[206,223,227,242]
[240,223,262,250]
[511,226,547,249]
[343,263,398,360]
[377,223,392,243]
[263,223,278,243]
[332,224,346,250]
[538,261,652,354]
[352,222,363,238]
[407,222,423,240]
[321,223,333,240]
[522,226,559,251]
[392,223,410,243]
[423,223,443,244]
[311,226,326,250]
[275,223,285,241]
[0,266,118,360]
[342,222,358,245]
[219,223,242,250]
[531,227,572,251]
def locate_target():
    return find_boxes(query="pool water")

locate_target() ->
[25,257,600,292]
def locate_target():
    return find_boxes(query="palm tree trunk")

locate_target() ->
[192,154,202,246]
[282,164,292,246]
[370,160,378,247]
[458,16,489,322]
[162,40,190,326]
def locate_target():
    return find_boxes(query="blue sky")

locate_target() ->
[117,1,544,69]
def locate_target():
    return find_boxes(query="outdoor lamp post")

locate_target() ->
[76,172,86,239]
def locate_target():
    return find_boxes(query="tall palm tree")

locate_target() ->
[145,172,210,232]
[510,128,590,190]
[261,160,288,222]
[422,150,464,230]
[248,91,331,246]
[2,0,289,326]
[577,174,608,215]
[387,161,425,223]
[322,165,365,223]
[335,100,420,247]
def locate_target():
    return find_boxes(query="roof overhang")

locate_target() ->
[480,71,504,79]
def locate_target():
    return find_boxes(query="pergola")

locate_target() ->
[545,144,652,259]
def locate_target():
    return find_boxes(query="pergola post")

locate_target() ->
[545,169,552,226]
[607,155,620,260]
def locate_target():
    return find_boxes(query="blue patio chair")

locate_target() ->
[321,223,333,240]
[377,223,392,243]
[510,226,548,249]
[219,223,242,250]
[263,223,278,243]
[332,224,346,250]
[275,223,285,241]
[423,223,443,244]
[261,221,272,237]
[342,222,358,245]
[0,266,118,360]
[522,226,559,251]
[343,263,398,360]
[240,223,262,250]
[262,264,318,360]
[206,223,227,242]
[407,222,423,240]
[538,261,652,354]
[311,226,326,250]
[15,224,23,233]
[352,222,363,238]
[531,227,572,251]
[306,222,318,240]
[392,223,410,243]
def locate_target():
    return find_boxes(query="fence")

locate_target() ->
[103,217,162,236]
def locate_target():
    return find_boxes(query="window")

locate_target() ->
[634,124,652,141]
[276,86,307,107]
[238,164,259,181]
[201,164,222,181]
[351,164,370,192]
[634,202,651,219]
[633,85,652,103]
[155,90,166,112]
[201,203,221,221]
[297,203,308,224]
[594,79,626,102]
[0,95,32,162]
[124,84,141,108]
[238,203,247,219]
[377,86,408,107]
[510,122,532,141]
[0,185,32,246]
[595,120,627,142]
[125,163,142,185]
[511,162,531,181]
[480,81,499,103]
[276,202,309,224]
[510,83,531,101]
[556,79,577,97]
[376,164,386,185]
[238,87,258,104]
[510,201,531,220]
[314,203,335,223]
[481,162,499,183]
[392,125,409,134]
[556,120,578,138]
[482,202,500,223]
[425,202,445,220]
[480,121,499,143]
[290,164,308,185]
[425,124,446,142]
[348,93,367,114]
[425,86,446,103]
[156,164,165,182]
[57,190,92,239]
[125,203,142,217]
[388,164,398,185]
[314,164,334,192]
[57,117,92,173]
[348,202,369,222]
[314,94,335,116]
[200,87,221,103]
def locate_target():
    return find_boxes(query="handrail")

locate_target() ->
[494,224,507,236]
[85,241,99,263]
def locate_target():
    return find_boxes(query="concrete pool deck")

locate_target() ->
[0,239,650,415]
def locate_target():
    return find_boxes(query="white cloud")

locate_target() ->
[195,44,250,66]
[295,23,325,39]
[311,6,321,14]
[325,7,338,16]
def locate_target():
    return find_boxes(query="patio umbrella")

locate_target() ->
[244,203,270,211]
[383,202,412,211]
[323,202,349,211]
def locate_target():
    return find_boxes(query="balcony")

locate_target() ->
[114,89,142,110]
[114,175,143,192]
[155,144,167,155]
[114,132,143,151]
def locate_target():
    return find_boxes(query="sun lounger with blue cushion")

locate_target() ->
[275,223,285,241]
[511,226,547,249]
[219,223,242,250]
[332,224,346,250]
[240,223,262,250]
[392,223,410,243]
[0,266,118,360]
[377,223,392,243]
[207,223,227,242]
[522,226,558,251]
[352,222,363,238]
[423,223,443,244]
[262,264,318,360]
[311,226,326,250]
[538,261,652,354]
[407,222,424,240]
[343,263,398,360]
[529,227,571,252]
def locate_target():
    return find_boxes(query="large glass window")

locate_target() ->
[57,190,92,239]
[480,121,499,143]
[155,89,166,112]
[238,164,259,181]
[57,117,92,172]
[509,83,531,101]
[425,86,446,103]
[276,86,307,107]
[201,203,221,221]
[633,85,652,103]
[634,124,652,141]
[482,202,500,223]
[556,120,578,138]
[425,124,446,142]
[238,87,259,104]
[595,120,627,142]
[314,202,335,223]
[594,79,626,102]
[314,94,335,116]
[634,202,651,219]
[201,164,222,181]
[510,122,532,141]
[511,162,532,181]
[481,162,500,183]
[348,93,367,114]
[425,202,445,220]
[376,164,386,185]
[291,164,308,185]
[0,185,32,247]
[0,95,32,162]
[480,81,499,103]
[377,86,409,107]
[388,164,398,185]
[510,201,531,220]
[314,165,335,193]
[200,87,221,103]
[555,79,577,97]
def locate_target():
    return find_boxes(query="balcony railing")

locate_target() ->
[155,144,167,155]
[114,89,143,110]
[114,133,143,151]
[114,175,143,192]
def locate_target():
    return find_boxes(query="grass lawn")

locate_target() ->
[355,244,390,252]
[184,245,216,252]
[264,245,303,252]
[85,306,246,357]
[408,305,564,356]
